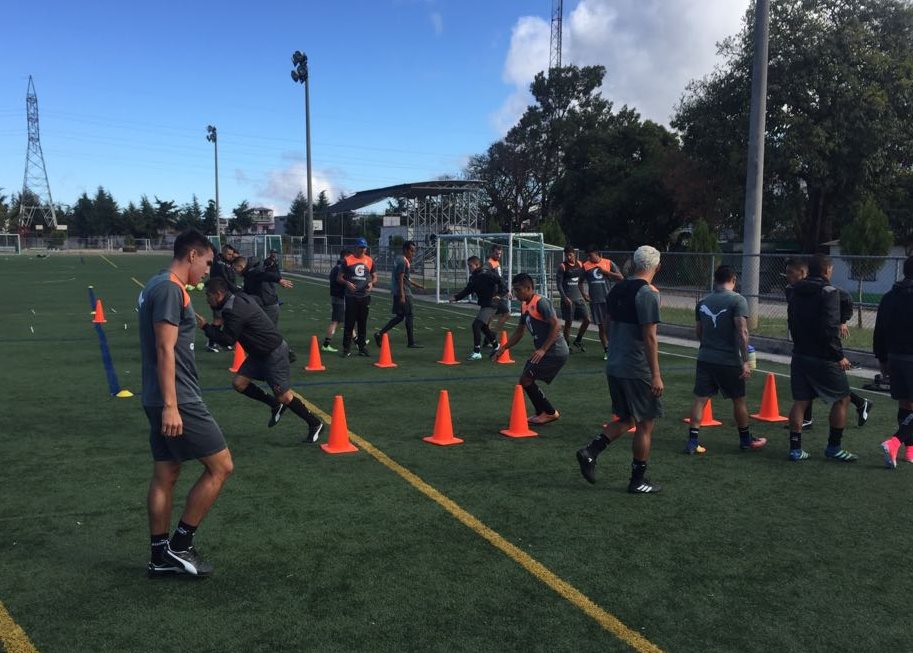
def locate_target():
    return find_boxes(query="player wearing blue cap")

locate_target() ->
[337,238,377,357]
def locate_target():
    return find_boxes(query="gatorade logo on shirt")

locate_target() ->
[354,264,367,278]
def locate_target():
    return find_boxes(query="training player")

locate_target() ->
[206,244,238,352]
[197,278,324,443]
[338,238,377,357]
[322,248,351,352]
[375,240,424,348]
[582,245,623,359]
[874,255,913,468]
[139,229,232,577]
[235,254,294,326]
[684,265,767,454]
[556,245,589,352]
[485,244,511,334]
[784,258,814,429]
[576,245,664,494]
[450,256,503,360]
[785,254,858,462]
[837,281,875,425]
[496,273,569,424]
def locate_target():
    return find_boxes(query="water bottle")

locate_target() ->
[747,345,757,370]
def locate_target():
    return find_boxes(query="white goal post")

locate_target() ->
[0,233,22,254]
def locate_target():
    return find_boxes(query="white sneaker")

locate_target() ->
[466,351,482,361]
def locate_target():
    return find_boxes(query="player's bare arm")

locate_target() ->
[642,322,663,397]
[154,321,183,437]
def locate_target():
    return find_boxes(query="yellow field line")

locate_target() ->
[131,277,145,289]
[304,401,666,653]
[0,599,39,653]
[99,254,118,269]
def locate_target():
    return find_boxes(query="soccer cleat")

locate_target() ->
[303,421,324,444]
[321,343,338,353]
[147,560,184,577]
[603,350,608,361]
[825,446,859,462]
[789,449,810,462]
[466,351,482,361]
[407,343,424,349]
[288,349,297,364]
[374,331,382,347]
[881,437,901,469]
[357,348,370,357]
[341,350,352,358]
[268,403,286,428]
[164,545,213,577]
[904,445,913,464]
[576,449,597,484]
[683,440,707,455]
[206,343,220,353]
[857,399,873,427]
[528,410,560,425]
[573,341,585,353]
[740,436,767,451]
[226,345,234,351]
[628,479,662,494]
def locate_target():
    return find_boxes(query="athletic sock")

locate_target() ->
[738,425,751,444]
[585,433,611,458]
[524,383,550,414]
[323,337,331,347]
[898,408,913,426]
[897,409,913,445]
[241,383,280,408]
[574,334,582,345]
[405,315,415,345]
[150,533,169,564]
[803,404,813,422]
[288,396,320,427]
[827,427,844,449]
[170,520,197,552]
[849,392,865,410]
[789,431,802,451]
[630,459,648,484]
[688,426,700,443]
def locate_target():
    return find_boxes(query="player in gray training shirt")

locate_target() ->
[684,265,767,455]
[576,245,664,494]
[496,273,569,425]
[139,230,232,578]
[375,240,425,348]
[556,245,590,352]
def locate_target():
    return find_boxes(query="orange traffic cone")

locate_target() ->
[422,390,463,446]
[496,330,515,364]
[437,330,460,365]
[304,335,326,372]
[321,395,359,454]
[751,373,788,422]
[228,342,247,373]
[683,400,723,427]
[500,384,538,438]
[610,414,636,433]
[92,299,107,324]
[374,333,398,369]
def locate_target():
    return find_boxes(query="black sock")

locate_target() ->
[803,404,813,422]
[630,459,647,484]
[897,409,913,445]
[585,433,610,458]
[688,427,700,441]
[827,427,844,449]
[288,396,320,427]
[405,315,415,345]
[170,520,197,552]
[241,384,280,408]
[150,533,169,563]
[524,383,553,415]
[789,431,802,451]
[574,334,582,344]
[849,392,865,410]
[898,408,913,426]
[738,426,751,442]
[323,337,331,346]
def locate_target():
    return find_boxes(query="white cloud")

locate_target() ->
[246,161,343,214]
[493,0,749,132]
[430,11,444,36]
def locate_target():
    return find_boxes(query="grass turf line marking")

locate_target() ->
[304,402,665,653]
[99,255,118,269]
[131,277,145,289]
[0,599,40,653]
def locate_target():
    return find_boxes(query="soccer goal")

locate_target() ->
[0,233,22,254]
[435,233,554,311]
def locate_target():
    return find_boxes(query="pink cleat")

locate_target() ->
[881,437,902,469]
[528,410,560,425]
[904,445,913,464]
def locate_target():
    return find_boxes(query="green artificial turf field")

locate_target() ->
[0,253,910,653]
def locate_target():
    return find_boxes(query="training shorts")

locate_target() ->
[522,354,568,385]
[789,354,850,404]
[693,361,746,399]
[561,299,589,323]
[238,340,292,395]
[607,374,663,422]
[145,401,227,463]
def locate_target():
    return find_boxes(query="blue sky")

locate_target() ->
[0,0,748,217]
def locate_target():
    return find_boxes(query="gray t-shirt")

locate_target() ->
[522,295,570,356]
[556,261,584,302]
[605,280,661,379]
[393,255,411,297]
[583,258,620,303]
[139,270,202,407]
[696,289,749,367]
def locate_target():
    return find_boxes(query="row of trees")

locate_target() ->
[467,0,913,254]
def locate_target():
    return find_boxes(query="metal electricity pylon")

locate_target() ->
[549,0,563,72]
[18,76,58,229]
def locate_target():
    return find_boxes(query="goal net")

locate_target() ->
[0,233,22,254]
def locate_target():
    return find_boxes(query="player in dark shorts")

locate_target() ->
[582,245,623,359]
[556,245,590,352]
[375,240,425,348]
[576,245,664,494]
[338,238,377,357]
[784,258,814,429]
[875,255,913,468]
[206,244,238,352]
[836,285,874,425]
[322,249,351,352]
[450,256,503,360]
[495,273,569,424]
[786,254,858,462]
[197,278,324,443]
[685,265,766,454]
[485,244,511,334]
[139,229,232,578]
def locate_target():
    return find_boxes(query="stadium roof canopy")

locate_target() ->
[327,180,483,214]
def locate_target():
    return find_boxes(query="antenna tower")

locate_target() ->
[19,76,58,229]
[549,0,563,72]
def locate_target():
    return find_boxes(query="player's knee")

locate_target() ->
[231,376,249,392]
[277,390,294,405]
[519,375,533,387]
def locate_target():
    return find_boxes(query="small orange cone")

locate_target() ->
[437,330,460,365]
[610,414,636,433]
[304,335,326,372]
[496,330,515,364]
[228,342,247,373]
[422,390,464,446]
[374,333,398,368]
[92,299,107,324]
[321,395,359,454]
[500,384,538,438]
[751,373,788,422]
[683,400,723,427]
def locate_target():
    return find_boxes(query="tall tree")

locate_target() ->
[231,200,253,234]
[175,195,204,231]
[139,196,157,238]
[285,192,307,237]
[202,199,218,235]
[840,196,894,326]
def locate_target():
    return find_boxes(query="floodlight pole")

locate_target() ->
[741,0,770,329]
[291,51,315,271]
[206,125,221,238]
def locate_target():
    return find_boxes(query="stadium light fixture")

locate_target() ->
[290,50,314,270]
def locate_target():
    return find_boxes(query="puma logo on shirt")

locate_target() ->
[700,304,728,328]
